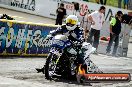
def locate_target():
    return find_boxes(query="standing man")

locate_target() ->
[106,11,123,56]
[123,0,129,9]
[100,0,107,5]
[55,3,67,25]
[128,0,132,10]
[118,0,122,8]
[87,6,105,54]
[80,9,91,42]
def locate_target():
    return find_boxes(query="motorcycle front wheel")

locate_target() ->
[45,53,58,80]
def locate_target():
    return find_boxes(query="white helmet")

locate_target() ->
[66,15,78,31]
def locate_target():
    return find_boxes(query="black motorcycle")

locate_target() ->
[44,34,102,81]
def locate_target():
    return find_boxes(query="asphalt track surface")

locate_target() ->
[0,55,132,87]
[0,8,132,87]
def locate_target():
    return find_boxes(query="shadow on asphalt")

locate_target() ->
[52,76,93,86]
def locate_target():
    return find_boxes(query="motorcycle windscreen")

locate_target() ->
[51,34,72,49]
[51,39,71,49]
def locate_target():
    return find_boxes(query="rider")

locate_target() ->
[50,15,83,42]
[36,15,85,73]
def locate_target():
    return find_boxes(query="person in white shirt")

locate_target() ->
[80,9,91,42]
[87,6,105,54]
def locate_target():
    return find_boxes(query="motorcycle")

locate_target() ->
[44,34,102,81]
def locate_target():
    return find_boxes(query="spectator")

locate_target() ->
[87,6,105,54]
[128,0,132,10]
[103,0,107,5]
[106,11,123,56]
[55,3,66,25]
[100,0,107,5]
[100,0,104,4]
[118,0,122,8]
[123,0,129,9]
[80,9,91,42]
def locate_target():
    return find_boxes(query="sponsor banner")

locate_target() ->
[0,0,35,11]
[0,0,58,19]
[0,0,130,20]
[0,19,58,56]
[79,73,131,82]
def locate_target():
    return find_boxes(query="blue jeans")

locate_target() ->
[106,33,119,55]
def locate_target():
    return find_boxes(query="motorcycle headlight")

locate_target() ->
[82,42,91,50]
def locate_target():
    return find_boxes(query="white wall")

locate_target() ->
[0,0,130,19]
[0,0,131,36]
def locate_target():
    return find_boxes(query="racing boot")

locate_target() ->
[35,66,45,74]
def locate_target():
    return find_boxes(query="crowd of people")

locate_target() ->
[83,0,132,10]
[55,3,132,56]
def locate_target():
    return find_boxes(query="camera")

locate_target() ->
[122,14,132,25]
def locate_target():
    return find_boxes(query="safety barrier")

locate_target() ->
[0,19,58,56]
